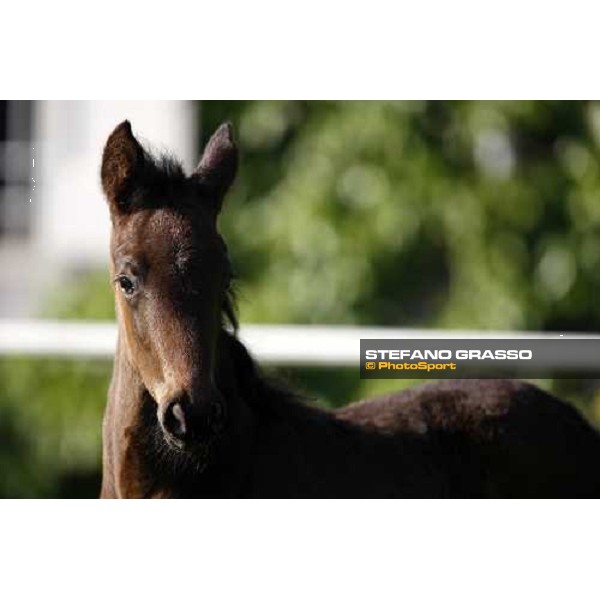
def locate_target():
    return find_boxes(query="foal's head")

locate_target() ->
[101,121,237,452]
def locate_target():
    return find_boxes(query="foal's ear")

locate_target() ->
[192,122,238,210]
[101,120,145,212]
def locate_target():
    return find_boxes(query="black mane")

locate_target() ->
[222,284,239,332]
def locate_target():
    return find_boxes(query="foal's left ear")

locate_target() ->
[192,122,238,211]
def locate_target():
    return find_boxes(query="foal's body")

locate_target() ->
[102,331,600,498]
[99,121,600,499]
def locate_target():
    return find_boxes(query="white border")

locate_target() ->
[3,1,600,98]
[0,501,597,600]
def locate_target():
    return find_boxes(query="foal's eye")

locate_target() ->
[117,275,136,297]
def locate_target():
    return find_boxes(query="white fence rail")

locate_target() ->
[0,319,599,370]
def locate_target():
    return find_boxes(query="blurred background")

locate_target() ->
[1,100,600,497]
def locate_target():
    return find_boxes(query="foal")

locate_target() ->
[100,121,600,498]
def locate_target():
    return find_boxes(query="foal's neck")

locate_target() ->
[101,337,155,497]
[101,331,260,498]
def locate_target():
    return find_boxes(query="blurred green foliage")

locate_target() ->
[2,101,600,497]
[204,101,600,332]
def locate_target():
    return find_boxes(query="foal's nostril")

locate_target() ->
[161,400,188,441]
[159,395,225,447]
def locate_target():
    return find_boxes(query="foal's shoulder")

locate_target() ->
[335,379,548,434]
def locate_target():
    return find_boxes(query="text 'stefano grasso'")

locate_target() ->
[360,338,600,379]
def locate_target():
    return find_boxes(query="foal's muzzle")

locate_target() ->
[158,394,225,449]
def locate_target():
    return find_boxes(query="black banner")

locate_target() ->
[360,338,600,379]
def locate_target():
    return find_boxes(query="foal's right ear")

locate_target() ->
[101,121,145,212]
[192,122,238,211]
